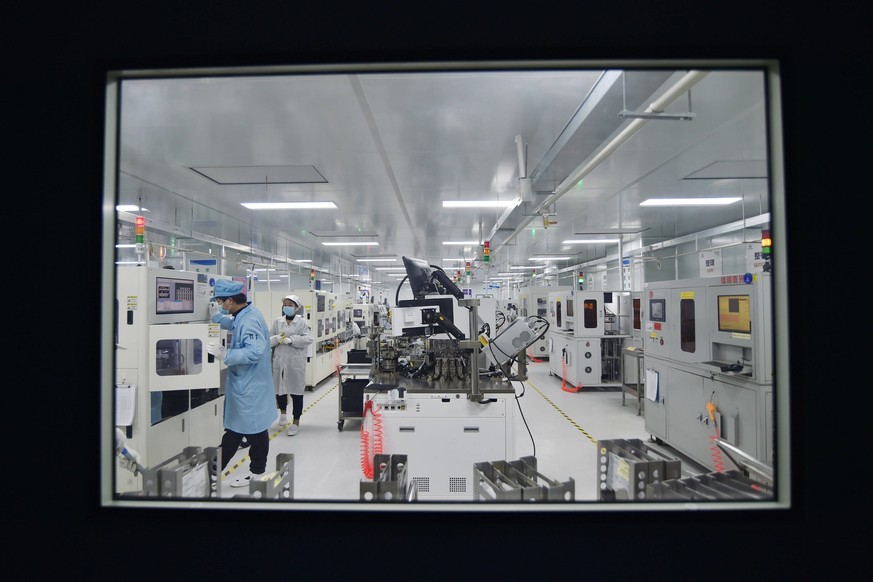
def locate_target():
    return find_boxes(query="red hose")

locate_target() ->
[360,399,383,478]
[706,402,726,472]
[527,347,543,363]
[561,354,582,393]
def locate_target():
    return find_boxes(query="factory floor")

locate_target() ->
[216,356,709,504]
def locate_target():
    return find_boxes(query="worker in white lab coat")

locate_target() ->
[269,294,313,436]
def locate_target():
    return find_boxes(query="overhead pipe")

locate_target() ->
[515,134,526,178]
[487,71,623,250]
[493,70,709,255]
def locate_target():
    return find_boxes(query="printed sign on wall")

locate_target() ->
[746,243,766,273]
[699,249,722,277]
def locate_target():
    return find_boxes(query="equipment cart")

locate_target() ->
[337,362,371,431]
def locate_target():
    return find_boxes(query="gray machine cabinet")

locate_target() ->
[642,275,773,471]
[646,356,772,470]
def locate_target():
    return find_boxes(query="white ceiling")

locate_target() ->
[112,62,772,287]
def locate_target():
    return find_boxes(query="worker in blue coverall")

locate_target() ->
[206,279,276,488]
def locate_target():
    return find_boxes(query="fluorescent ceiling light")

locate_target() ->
[509,265,542,270]
[640,197,741,206]
[530,256,573,261]
[115,244,136,248]
[442,258,476,262]
[321,241,379,246]
[116,205,149,212]
[356,258,396,262]
[562,238,620,244]
[115,261,142,265]
[442,199,519,208]
[375,267,407,271]
[254,268,276,272]
[241,201,337,210]
[288,259,311,263]
[443,241,480,246]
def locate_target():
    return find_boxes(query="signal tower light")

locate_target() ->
[578,271,585,290]
[761,229,772,272]
[483,241,490,263]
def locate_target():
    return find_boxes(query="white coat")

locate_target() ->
[270,309,313,396]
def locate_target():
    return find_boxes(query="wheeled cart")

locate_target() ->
[337,362,371,431]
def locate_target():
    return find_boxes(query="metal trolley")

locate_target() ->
[337,360,371,431]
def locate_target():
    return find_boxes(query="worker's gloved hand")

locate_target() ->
[209,301,221,318]
[282,336,294,345]
[119,447,141,474]
[206,342,227,360]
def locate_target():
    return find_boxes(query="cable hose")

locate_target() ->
[527,347,543,363]
[709,432,726,473]
[561,354,582,393]
[360,400,383,479]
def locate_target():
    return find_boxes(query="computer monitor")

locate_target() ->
[402,256,464,300]
[717,294,751,333]
[155,276,195,315]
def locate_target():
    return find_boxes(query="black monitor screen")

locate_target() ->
[402,256,438,299]
[402,256,464,300]
[156,276,195,314]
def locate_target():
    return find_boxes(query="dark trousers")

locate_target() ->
[276,393,304,419]
[220,428,269,474]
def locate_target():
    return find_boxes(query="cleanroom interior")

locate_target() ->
[104,61,789,511]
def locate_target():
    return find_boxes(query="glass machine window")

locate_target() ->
[680,298,696,353]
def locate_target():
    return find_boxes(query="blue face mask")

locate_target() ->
[282,306,296,317]
[220,308,230,315]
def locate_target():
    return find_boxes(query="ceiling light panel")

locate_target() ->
[640,198,741,206]
[442,199,519,208]
[241,202,337,209]
[321,242,379,246]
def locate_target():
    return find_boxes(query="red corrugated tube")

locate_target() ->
[561,351,582,393]
[360,399,383,479]
[706,402,726,472]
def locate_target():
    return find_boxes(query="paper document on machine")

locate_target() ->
[645,369,659,402]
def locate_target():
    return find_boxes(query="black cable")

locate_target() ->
[394,275,408,307]
[513,379,535,458]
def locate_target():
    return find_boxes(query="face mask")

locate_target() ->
[282,306,296,317]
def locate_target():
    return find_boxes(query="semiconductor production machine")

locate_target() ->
[114,267,232,495]
[357,256,550,500]
[642,273,774,472]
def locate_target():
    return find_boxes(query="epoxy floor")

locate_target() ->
[216,357,709,504]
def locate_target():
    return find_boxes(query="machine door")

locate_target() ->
[574,292,605,336]
[149,323,222,390]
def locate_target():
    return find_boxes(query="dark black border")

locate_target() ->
[15,0,866,576]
